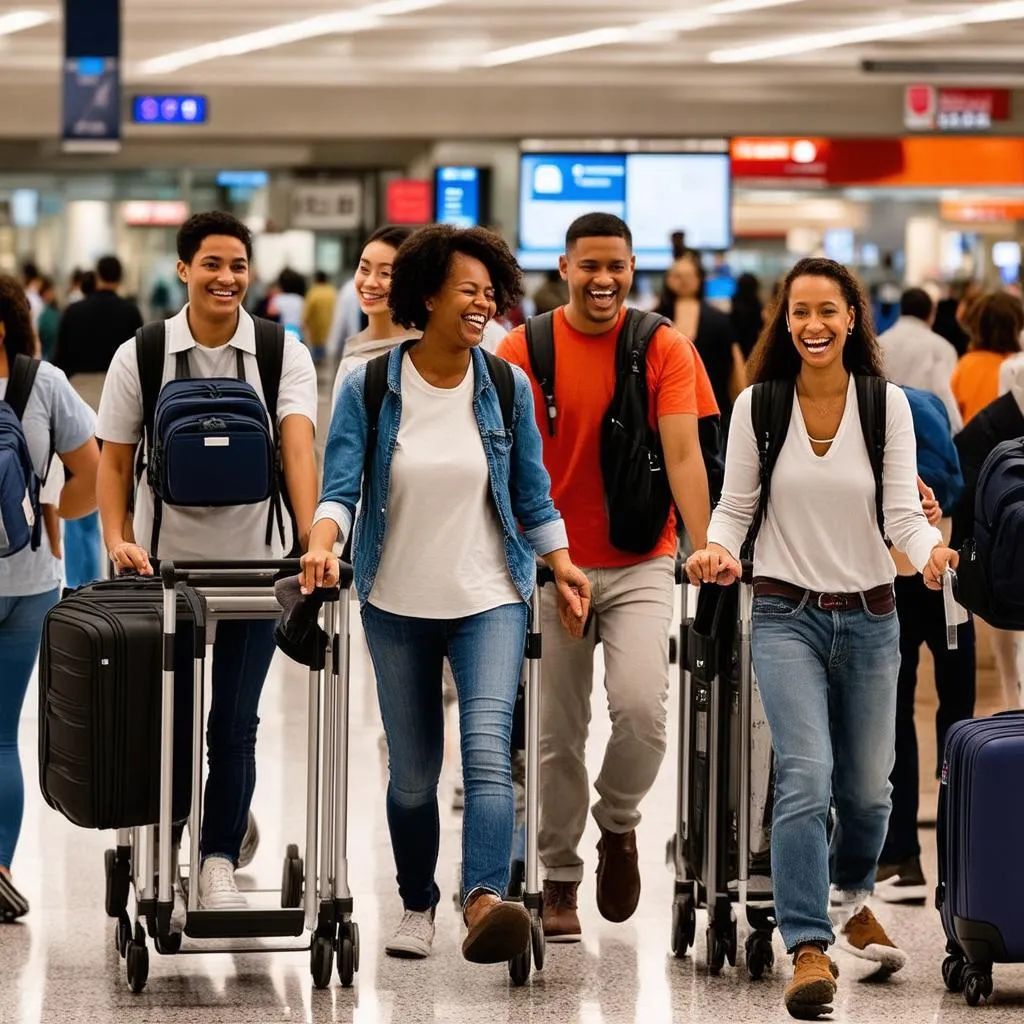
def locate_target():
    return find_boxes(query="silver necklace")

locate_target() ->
[808,433,837,444]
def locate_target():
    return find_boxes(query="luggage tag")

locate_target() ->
[943,569,968,650]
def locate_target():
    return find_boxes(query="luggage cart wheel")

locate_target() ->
[671,894,697,958]
[310,935,334,990]
[155,930,182,956]
[125,925,149,994]
[531,916,545,970]
[281,844,304,908]
[963,967,992,1007]
[509,943,531,987]
[706,925,728,976]
[745,930,774,980]
[104,847,131,919]
[942,954,966,994]
[114,911,132,958]
[337,926,356,988]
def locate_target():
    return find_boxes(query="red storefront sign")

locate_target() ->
[904,86,1011,132]
[386,179,433,224]
[729,138,831,181]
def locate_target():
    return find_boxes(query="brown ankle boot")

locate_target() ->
[784,945,839,1019]
[462,891,530,964]
[595,826,641,923]
[542,880,582,943]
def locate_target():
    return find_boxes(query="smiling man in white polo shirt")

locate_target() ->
[95,212,318,922]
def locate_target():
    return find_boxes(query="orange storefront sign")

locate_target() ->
[940,198,1024,223]
[731,137,1024,188]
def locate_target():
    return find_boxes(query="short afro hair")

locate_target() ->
[177,211,253,264]
[388,226,524,332]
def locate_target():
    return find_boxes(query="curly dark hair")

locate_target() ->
[177,211,253,264]
[748,257,883,383]
[0,274,37,363]
[388,225,524,331]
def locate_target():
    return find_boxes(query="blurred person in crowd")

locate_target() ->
[303,270,337,364]
[79,270,96,298]
[271,268,307,341]
[933,279,981,357]
[951,291,1023,424]
[53,254,143,588]
[870,251,903,335]
[731,272,764,359]
[532,270,570,316]
[20,262,44,328]
[670,230,689,261]
[877,287,961,430]
[657,252,746,423]
[66,268,86,305]
[36,277,60,363]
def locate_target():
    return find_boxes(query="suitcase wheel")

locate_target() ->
[509,942,531,987]
[670,893,697,959]
[126,924,149,994]
[963,966,993,1007]
[310,934,334,990]
[942,953,966,994]
[337,922,358,988]
[281,844,304,909]
[531,916,545,971]
[114,912,132,959]
[745,930,774,981]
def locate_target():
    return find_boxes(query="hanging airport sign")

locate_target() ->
[904,86,1011,133]
[289,182,363,230]
[62,0,121,153]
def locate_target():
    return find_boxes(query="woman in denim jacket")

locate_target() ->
[301,226,591,967]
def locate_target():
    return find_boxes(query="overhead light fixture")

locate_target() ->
[709,0,1024,63]
[138,0,449,75]
[476,0,806,68]
[0,10,53,36]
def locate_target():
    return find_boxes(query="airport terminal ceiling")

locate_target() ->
[5,1,1024,146]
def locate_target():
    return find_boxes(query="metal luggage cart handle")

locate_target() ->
[159,559,355,591]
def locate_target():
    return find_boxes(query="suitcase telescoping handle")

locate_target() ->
[159,559,355,591]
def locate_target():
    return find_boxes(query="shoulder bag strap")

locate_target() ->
[524,311,557,436]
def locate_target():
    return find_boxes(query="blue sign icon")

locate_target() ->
[132,95,208,125]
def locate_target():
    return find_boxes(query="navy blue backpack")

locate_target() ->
[0,355,46,558]
[136,318,289,558]
[902,386,964,512]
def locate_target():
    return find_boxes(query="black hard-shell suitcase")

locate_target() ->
[38,576,202,830]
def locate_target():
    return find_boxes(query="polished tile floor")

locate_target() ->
[3,598,1023,1024]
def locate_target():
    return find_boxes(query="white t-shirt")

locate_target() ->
[369,352,522,618]
[96,306,317,561]
[708,377,943,593]
[0,362,95,596]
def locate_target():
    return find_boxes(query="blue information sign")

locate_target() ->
[62,56,121,152]
[133,95,209,125]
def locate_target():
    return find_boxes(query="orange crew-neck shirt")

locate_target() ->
[498,306,718,569]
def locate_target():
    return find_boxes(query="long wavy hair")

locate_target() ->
[0,274,36,365]
[747,258,884,384]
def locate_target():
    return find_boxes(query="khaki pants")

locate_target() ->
[539,556,675,882]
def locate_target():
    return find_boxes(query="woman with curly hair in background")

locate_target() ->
[300,226,591,967]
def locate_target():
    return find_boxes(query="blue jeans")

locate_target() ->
[171,620,278,863]
[362,600,528,912]
[751,593,900,952]
[0,589,60,868]
[64,511,103,589]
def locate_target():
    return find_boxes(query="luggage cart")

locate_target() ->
[669,563,776,979]
[106,559,358,993]
[507,565,551,986]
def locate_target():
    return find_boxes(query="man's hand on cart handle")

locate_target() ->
[685,543,742,587]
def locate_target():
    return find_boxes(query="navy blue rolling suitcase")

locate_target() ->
[937,711,1024,1006]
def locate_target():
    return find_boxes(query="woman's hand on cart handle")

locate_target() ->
[685,544,741,587]
[109,539,153,576]
[299,548,340,595]
[923,545,959,592]
[544,549,592,640]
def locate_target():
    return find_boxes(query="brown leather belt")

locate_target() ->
[752,576,896,615]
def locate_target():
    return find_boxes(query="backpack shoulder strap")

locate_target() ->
[362,351,390,439]
[253,317,285,427]
[5,354,39,421]
[482,350,515,431]
[524,312,557,436]
[135,321,167,443]
[855,375,887,538]
[740,379,795,566]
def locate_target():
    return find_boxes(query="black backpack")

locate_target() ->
[136,317,294,556]
[739,376,887,565]
[525,309,726,555]
[360,343,516,480]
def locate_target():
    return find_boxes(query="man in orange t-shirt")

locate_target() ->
[498,213,717,942]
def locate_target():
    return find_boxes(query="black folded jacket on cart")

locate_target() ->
[274,575,330,670]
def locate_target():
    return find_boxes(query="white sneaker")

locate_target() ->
[170,879,187,934]
[198,857,248,910]
[237,812,260,870]
[385,909,435,959]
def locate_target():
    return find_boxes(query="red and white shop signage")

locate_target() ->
[904,86,1011,133]
[122,200,189,226]
[730,138,831,181]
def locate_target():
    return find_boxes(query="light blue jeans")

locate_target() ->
[751,593,900,952]
[0,589,60,868]
[361,600,528,912]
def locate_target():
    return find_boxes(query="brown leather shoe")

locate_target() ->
[542,880,582,943]
[784,945,839,1019]
[461,891,530,964]
[595,826,640,923]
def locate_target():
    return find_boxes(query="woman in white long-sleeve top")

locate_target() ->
[686,257,958,1020]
